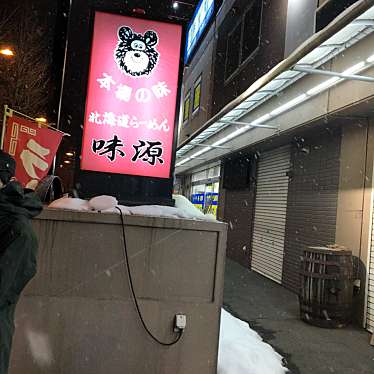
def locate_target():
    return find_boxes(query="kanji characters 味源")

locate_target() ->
[132,140,164,166]
[91,136,165,167]
[92,135,126,162]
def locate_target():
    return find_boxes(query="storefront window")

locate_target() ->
[192,170,207,182]
[225,0,263,81]
[191,184,206,195]
[190,165,220,217]
[183,91,191,123]
[192,75,202,113]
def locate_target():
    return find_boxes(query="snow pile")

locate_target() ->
[123,204,189,219]
[173,194,206,219]
[48,197,90,211]
[218,309,288,374]
[48,194,216,221]
[49,195,118,212]
[88,195,118,211]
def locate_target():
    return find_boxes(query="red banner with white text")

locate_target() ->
[3,114,63,188]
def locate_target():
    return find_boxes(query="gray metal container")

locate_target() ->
[10,208,227,374]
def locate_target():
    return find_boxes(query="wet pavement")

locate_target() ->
[223,259,374,374]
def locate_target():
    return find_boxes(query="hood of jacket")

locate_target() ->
[0,181,43,219]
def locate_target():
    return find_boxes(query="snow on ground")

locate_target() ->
[219,309,288,374]
[48,194,216,221]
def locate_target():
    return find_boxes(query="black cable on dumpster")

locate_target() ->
[116,207,183,346]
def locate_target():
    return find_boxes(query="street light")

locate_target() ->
[172,1,194,8]
[35,117,47,123]
[0,48,14,57]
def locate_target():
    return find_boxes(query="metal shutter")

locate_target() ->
[367,210,374,332]
[251,146,291,283]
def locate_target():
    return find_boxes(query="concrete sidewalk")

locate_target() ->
[223,259,374,374]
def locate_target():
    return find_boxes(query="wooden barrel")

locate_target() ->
[299,246,354,328]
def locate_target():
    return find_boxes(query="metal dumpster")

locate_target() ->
[10,208,227,374]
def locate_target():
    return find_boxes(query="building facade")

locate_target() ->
[176,0,374,329]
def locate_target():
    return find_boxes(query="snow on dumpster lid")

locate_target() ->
[48,194,217,222]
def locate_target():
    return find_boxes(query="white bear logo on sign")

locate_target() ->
[114,26,160,77]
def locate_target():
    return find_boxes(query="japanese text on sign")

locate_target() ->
[3,115,63,189]
[185,0,214,62]
[81,11,182,178]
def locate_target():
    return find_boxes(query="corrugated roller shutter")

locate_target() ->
[251,146,290,283]
[367,209,374,332]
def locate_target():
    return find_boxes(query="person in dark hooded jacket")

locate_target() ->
[0,150,42,374]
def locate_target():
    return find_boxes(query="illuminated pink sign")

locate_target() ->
[81,11,182,178]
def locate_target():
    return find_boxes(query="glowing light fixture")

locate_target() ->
[173,2,179,9]
[0,48,14,57]
[35,117,47,123]
[306,60,368,96]
[176,157,191,166]
[367,54,374,63]
[342,61,365,75]
[307,77,340,96]
[212,126,250,147]
[252,113,272,125]
[270,94,307,116]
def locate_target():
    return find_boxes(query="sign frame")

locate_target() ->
[55,6,187,205]
[80,9,185,181]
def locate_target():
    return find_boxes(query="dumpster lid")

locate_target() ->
[307,245,352,255]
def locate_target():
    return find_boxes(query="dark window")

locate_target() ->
[224,0,263,81]
[316,0,359,32]
[183,91,191,123]
[241,1,262,63]
[192,76,202,113]
[225,22,242,79]
[222,155,255,190]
